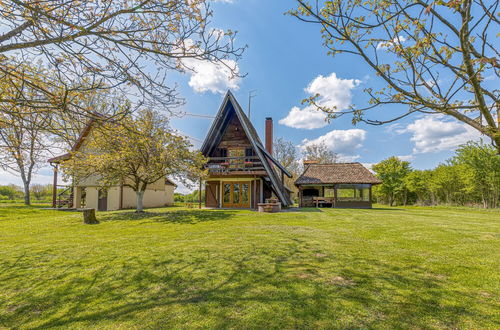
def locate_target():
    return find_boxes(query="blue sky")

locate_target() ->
[169,0,485,167]
[0,0,491,191]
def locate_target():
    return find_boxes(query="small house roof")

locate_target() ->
[165,178,176,186]
[48,114,104,164]
[295,163,382,185]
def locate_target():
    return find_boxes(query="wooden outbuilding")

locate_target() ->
[295,162,382,209]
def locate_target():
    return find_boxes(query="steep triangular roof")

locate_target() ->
[201,91,292,206]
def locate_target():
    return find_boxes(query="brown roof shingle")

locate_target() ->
[295,163,382,185]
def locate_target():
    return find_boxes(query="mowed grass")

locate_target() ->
[0,204,499,329]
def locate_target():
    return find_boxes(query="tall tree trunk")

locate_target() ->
[136,190,145,212]
[23,182,30,205]
[19,168,31,206]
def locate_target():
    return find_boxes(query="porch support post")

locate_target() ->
[333,184,337,208]
[73,186,82,208]
[51,164,58,208]
[198,178,202,209]
[298,186,303,207]
[253,177,257,209]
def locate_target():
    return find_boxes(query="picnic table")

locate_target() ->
[312,197,335,208]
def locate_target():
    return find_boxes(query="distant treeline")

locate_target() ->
[372,142,499,208]
[0,184,54,203]
[174,190,205,203]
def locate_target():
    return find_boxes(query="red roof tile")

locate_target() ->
[295,163,382,185]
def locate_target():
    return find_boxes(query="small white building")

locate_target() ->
[48,119,176,211]
[72,177,175,211]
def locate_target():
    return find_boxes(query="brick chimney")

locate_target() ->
[265,117,273,155]
[303,160,319,167]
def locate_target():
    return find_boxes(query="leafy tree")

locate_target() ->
[274,137,301,195]
[428,163,469,205]
[0,0,244,125]
[30,184,53,201]
[62,110,206,212]
[452,141,500,208]
[274,137,301,175]
[302,142,338,164]
[373,157,411,206]
[0,91,51,205]
[0,184,23,200]
[290,0,499,152]
[404,170,433,205]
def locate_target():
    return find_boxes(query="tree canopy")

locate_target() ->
[373,142,499,208]
[0,0,244,122]
[302,142,339,164]
[290,0,499,152]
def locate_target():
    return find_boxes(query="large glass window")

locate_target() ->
[233,184,240,203]
[241,184,249,203]
[336,184,370,202]
[224,184,231,203]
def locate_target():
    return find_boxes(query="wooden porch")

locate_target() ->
[205,156,266,175]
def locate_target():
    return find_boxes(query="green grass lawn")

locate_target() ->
[0,205,499,329]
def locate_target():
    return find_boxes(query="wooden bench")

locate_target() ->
[312,197,335,208]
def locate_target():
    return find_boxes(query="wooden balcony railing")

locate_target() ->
[205,156,265,173]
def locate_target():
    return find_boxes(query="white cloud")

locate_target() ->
[400,116,482,154]
[279,73,361,129]
[182,58,241,94]
[176,35,241,94]
[396,155,414,161]
[377,36,406,50]
[361,163,376,172]
[278,106,328,129]
[300,129,367,161]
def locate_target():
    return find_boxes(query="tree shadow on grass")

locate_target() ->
[2,237,496,329]
[98,209,239,224]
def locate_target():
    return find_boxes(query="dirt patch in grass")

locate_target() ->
[328,276,356,287]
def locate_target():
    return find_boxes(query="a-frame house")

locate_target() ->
[201,91,293,209]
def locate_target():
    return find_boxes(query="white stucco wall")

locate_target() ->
[74,177,174,211]
[165,184,174,206]
[107,187,120,211]
[86,187,99,210]
[121,184,172,209]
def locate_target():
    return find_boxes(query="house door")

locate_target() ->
[206,182,219,207]
[222,182,250,208]
[98,189,108,211]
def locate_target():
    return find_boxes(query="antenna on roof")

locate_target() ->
[248,90,257,119]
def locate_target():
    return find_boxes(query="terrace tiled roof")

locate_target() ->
[295,163,382,185]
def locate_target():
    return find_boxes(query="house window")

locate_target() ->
[216,148,227,159]
[336,184,370,202]
[245,147,254,162]
[229,148,244,168]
